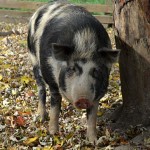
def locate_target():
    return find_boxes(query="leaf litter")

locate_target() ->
[0,22,148,150]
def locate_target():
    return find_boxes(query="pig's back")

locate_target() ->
[28,2,111,62]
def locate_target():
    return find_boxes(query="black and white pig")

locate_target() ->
[27,1,119,142]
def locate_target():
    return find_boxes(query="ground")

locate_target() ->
[0,22,149,149]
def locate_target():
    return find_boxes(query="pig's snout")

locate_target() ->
[74,98,93,109]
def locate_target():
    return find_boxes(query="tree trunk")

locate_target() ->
[113,0,150,128]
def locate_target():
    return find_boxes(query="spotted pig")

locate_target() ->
[27,1,119,142]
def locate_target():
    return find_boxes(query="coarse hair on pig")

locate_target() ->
[27,1,120,143]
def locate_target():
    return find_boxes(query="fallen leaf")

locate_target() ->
[101,103,111,108]
[53,135,64,147]
[21,76,32,84]
[43,146,53,150]
[12,89,18,95]
[25,90,35,97]
[97,111,104,116]
[144,138,150,145]
[0,124,6,131]
[23,136,39,146]
[0,64,11,69]
[18,111,31,116]
[10,135,19,142]
[15,116,25,126]
[53,144,63,150]
[66,132,74,140]
[0,74,3,80]
[120,138,129,144]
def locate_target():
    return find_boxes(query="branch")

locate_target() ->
[0,30,20,36]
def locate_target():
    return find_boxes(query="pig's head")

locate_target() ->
[51,43,119,109]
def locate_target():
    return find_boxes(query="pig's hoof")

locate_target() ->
[37,102,48,122]
[49,125,59,135]
[87,132,97,144]
[88,136,97,144]
[37,108,48,122]
[40,111,48,122]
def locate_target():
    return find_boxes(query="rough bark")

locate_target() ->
[113,0,150,128]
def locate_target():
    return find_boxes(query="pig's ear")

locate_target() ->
[51,43,73,61]
[98,48,120,63]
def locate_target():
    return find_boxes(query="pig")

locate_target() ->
[27,1,119,142]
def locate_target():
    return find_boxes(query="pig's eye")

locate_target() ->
[66,66,75,77]
[91,68,99,79]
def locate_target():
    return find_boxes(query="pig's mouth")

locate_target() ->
[74,98,93,109]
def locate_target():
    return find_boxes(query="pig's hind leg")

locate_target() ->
[33,65,47,122]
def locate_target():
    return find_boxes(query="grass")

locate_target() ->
[19,0,107,4]
[70,0,106,4]
[0,0,111,13]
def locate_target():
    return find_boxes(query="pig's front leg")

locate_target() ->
[49,92,62,135]
[86,101,99,143]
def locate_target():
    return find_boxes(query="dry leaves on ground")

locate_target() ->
[0,22,148,150]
